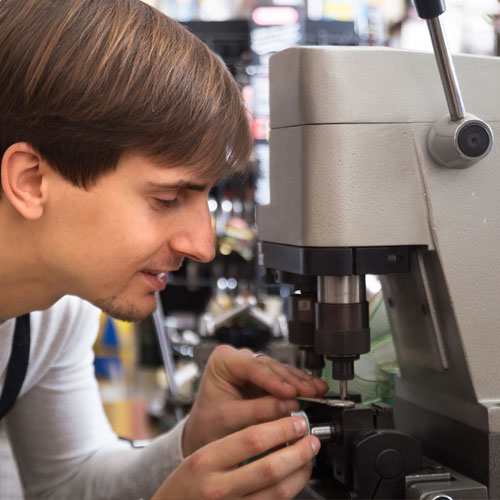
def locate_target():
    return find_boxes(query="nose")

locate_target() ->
[169,196,215,263]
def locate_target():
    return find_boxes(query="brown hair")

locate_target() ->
[0,0,252,189]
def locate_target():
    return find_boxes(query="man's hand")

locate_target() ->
[182,345,328,457]
[153,416,320,500]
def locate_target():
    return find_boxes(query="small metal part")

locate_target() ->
[339,380,348,400]
[290,411,335,441]
[290,410,310,435]
[311,425,334,441]
[297,396,355,408]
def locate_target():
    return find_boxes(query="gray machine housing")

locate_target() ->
[258,46,500,495]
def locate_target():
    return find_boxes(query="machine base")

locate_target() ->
[296,461,488,499]
[395,397,500,498]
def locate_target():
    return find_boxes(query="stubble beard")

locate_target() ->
[91,260,181,321]
[94,294,157,322]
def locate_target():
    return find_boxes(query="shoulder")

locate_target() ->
[31,296,101,336]
[28,296,102,370]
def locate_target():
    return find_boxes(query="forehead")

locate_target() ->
[113,153,220,190]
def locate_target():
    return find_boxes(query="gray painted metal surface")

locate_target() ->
[257,46,500,492]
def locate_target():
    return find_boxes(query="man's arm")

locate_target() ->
[147,345,327,499]
[5,298,185,500]
[153,415,320,500]
[6,297,328,499]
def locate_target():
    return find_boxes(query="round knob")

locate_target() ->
[428,113,493,168]
[457,122,492,158]
[375,448,405,479]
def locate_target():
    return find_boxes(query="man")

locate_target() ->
[0,0,328,498]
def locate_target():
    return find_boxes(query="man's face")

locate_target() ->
[40,154,216,321]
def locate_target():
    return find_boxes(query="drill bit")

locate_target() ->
[339,380,348,400]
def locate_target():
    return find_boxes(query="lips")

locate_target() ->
[141,270,168,291]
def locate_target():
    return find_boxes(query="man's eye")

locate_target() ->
[155,198,179,208]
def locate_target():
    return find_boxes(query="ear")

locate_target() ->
[1,143,47,219]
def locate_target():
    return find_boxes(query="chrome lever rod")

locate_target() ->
[426,16,465,122]
[152,291,183,422]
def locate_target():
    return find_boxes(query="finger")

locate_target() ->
[243,463,313,500]
[243,354,319,398]
[219,397,300,434]
[280,363,329,395]
[212,346,325,400]
[272,361,328,392]
[261,359,324,397]
[225,349,299,399]
[230,434,320,497]
[251,354,329,397]
[310,375,329,395]
[197,416,311,470]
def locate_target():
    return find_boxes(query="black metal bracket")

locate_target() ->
[260,242,418,278]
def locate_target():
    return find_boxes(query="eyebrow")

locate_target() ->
[145,181,209,192]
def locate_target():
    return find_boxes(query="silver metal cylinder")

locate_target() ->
[311,425,334,441]
[427,17,465,122]
[317,276,366,304]
[290,411,335,442]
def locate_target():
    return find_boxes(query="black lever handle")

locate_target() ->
[413,0,446,20]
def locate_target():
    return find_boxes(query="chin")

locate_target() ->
[93,293,158,322]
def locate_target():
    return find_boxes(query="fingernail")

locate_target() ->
[311,437,320,454]
[293,417,307,435]
[283,381,293,388]
[301,379,314,387]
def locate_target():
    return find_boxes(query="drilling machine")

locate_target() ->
[257,1,499,498]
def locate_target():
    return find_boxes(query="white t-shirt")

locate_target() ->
[0,295,185,500]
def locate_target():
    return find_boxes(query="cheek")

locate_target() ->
[98,212,171,269]
[46,185,172,275]
[46,203,133,272]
